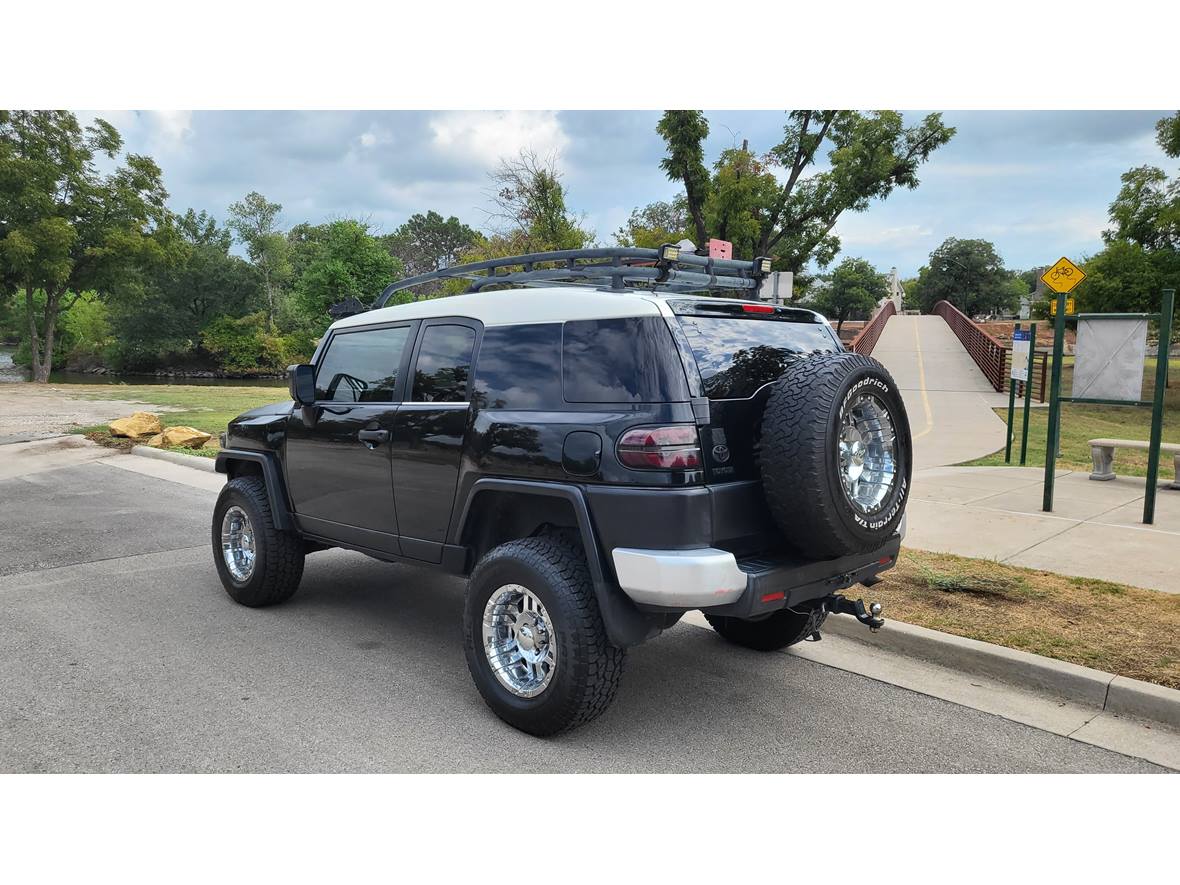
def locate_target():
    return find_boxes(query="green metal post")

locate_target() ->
[1142,288,1175,525]
[1005,322,1020,462]
[1020,322,1036,465]
[1043,293,1067,512]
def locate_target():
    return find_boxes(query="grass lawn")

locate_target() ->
[65,382,286,458]
[879,548,1180,689]
[962,358,1180,476]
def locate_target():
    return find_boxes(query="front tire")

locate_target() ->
[705,605,827,652]
[463,537,625,736]
[212,476,305,607]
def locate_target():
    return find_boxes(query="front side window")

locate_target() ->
[315,325,412,402]
[412,324,477,403]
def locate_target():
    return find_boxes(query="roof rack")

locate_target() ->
[368,245,772,311]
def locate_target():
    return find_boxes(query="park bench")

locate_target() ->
[1089,438,1180,489]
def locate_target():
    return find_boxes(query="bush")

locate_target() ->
[201,312,312,376]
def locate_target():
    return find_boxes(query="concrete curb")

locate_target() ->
[823,615,1180,729]
[130,445,217,473]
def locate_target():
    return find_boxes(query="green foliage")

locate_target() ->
[105,209,263,370]
[1077,240,1180,318]
[810,257,887,333]
[1105,165,1179,251]
[650,110,954,277]
[201,311,310,376]
[614,199,690,248]
[383,210,481,277]
[912,238,1019,316]
[289,219,401,334]
[228,191,290,325]
[0,110,169,380]
[485,150,593,252]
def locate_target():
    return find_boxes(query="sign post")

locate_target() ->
[1005,325,1034,463]
[1020,322,1037,465]
[1142,288,1175,524]
[1041,257,1085,512]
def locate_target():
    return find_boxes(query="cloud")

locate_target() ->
[428,110,569,168]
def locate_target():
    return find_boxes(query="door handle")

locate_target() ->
[358,429,390,448]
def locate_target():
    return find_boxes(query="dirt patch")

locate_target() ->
[873,548,1180,689]
[0,383,181,439]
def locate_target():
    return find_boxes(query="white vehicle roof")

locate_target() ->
[329,286,825,332]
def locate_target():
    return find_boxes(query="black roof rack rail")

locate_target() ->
[366,245,773,311]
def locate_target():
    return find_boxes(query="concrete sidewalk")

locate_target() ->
[905,465,1180,594]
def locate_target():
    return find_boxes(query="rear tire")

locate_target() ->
[212,476,304,607]
[463,537,625,736]
[705,606,827,652]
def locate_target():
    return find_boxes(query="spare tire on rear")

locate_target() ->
[759,351,911,558]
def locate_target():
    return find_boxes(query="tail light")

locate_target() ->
[617,425,702,470]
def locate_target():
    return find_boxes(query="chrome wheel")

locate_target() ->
[220,505,256,582]
[482,584,558,698]
[838,392,898,514]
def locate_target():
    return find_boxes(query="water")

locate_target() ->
[0,346,286,388]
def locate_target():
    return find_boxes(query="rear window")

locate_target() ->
[676,315,840,399]
[562,317,690,403]
[473,323,563,410]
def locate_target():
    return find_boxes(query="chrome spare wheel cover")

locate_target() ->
[221,505,257,582]
[482,584,558,698]
[838,392,898,515]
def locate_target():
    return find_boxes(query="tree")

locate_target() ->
[650,110,954,275]
[382,210,481,297]
[614,199,689,248]
[483,149,593,252]
[1078,240,1180,316]
[912,238,1017,316]
[227,191,289,326]
[289,219,400,333]
[810,257,886,334]
[0,110,168,381]
[105,209,263,370]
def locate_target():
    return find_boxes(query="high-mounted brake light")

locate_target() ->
[617,425,702,470]
[742,303,775,314]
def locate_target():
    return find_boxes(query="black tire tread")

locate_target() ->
[213,476,304,606]
[464,536,625,735]
[760,351,906,558]
[704,607,827,651]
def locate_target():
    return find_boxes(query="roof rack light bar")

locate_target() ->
[370,246,771,309]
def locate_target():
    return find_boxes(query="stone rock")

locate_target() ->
[109,411,162,439]
[145,432,166,448]
[158,426,213,448]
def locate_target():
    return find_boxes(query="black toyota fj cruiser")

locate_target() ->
[212,246,910,735]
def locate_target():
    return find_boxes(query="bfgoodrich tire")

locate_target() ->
[759,351,911,558]
[463,537,625,736]
[212,476,305,606]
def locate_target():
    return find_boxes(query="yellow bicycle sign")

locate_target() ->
[1041,257,1085,294]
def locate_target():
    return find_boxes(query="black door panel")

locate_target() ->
[284,322,416,554]
[391,320,479,561]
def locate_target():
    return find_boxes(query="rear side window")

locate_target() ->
[411,324,476,402]
[473,323,563,410]
[315,325,412,402]
[677,316,840,399]
[562,317,691,404]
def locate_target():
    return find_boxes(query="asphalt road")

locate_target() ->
[0,451,1165,773]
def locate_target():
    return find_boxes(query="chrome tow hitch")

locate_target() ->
[826,594,885,632]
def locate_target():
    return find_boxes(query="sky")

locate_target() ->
[87,110,1173,278]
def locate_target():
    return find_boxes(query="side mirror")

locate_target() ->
[288,364,316,406]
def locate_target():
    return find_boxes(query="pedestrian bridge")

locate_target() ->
[868,314,1008,469]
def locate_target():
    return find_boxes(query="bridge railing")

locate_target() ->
[932,300,1006,391]
[848,300,897,356]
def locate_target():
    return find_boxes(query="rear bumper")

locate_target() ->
[611,532,902,614]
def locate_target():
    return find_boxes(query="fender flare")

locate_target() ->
[452,478,659,648]
[215,448,295,532]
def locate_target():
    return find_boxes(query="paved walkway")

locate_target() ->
[872,314,1180,594]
